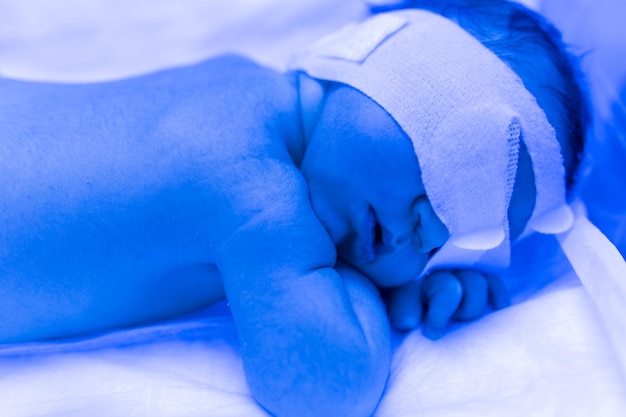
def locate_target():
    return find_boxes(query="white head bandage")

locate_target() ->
[291,9,574,271]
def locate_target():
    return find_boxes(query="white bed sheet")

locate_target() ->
[1,1,625,416]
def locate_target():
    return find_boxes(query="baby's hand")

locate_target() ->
[387,269,511,340]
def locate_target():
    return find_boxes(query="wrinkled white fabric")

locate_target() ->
[377,278,626,417]
[558,201,626,374]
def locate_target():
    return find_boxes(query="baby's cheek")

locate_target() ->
[307,182,354,246]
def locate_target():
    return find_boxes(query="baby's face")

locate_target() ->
[301,84,537,287]
[301,85,449,287]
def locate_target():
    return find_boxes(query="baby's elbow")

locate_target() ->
[245,339,390,417]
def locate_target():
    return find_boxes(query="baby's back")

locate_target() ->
[0,55,300,342]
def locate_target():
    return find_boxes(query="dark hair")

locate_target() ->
[370,0,590,190]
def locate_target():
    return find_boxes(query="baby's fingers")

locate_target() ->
[453,270,489,322]
[485,273,511,310]
[388,281,423,331]
[421,271,462,340]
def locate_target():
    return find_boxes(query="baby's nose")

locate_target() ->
[412,197,449,253]
[388,224,446,254]
[388,227,414,249]
[415,227,447,253]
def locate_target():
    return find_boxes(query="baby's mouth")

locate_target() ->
[363,206,383,263]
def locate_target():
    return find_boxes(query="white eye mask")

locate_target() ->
[290,9,573,271]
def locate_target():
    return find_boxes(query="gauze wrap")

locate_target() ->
[290,9,573,271]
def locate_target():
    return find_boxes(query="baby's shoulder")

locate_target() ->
[152,55,300,160]
[170,54,299,117]
[155,58,307,242]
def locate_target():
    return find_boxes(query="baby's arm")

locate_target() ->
[217,160,390,417]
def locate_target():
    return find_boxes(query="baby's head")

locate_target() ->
[404,0,589,189]
[296,0,589,286]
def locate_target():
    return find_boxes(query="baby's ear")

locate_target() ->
[296,73,328,140]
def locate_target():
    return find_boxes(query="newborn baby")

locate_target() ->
[0,1,587,416]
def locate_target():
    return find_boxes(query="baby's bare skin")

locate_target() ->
[0,54,536,417]
[0,56,392,417]
[1,56,281,341]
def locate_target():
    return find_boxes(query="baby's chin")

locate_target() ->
[339,246,429,288]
